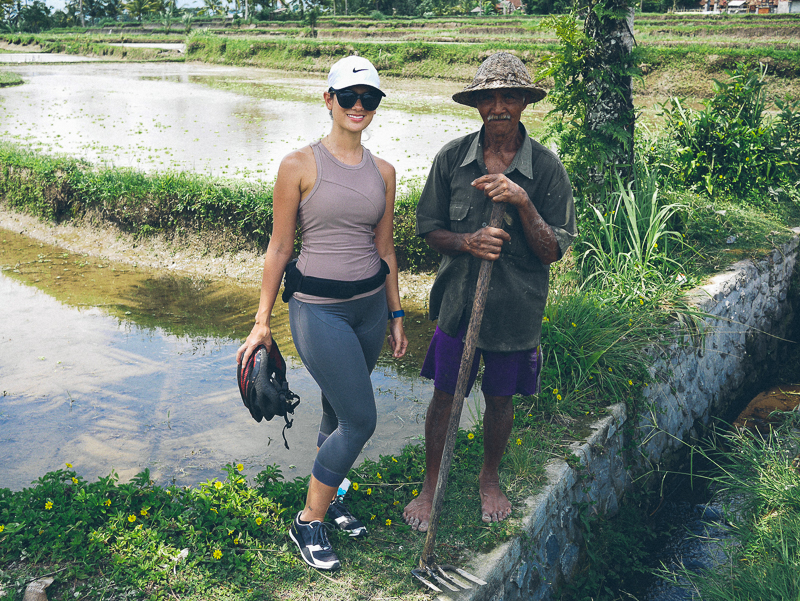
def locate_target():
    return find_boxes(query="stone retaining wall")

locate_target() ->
[450,231,800,601]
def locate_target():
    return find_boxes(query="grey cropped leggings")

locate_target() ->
[288,290,387,488]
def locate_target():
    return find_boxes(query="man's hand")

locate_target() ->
[463,227,510,261]
[472,174,530,209]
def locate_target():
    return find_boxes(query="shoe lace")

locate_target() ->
[331,497,352,516]
[311,521,335,549]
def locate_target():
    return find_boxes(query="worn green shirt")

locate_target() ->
[416,124,576,352]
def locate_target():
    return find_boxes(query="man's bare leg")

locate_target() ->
[402,388,453,532]
[479,394,513,523]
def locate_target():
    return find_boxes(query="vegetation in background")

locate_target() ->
[659,63,800,199]
[537,1,639,203]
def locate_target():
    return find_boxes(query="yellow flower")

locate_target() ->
[352,482,359,491]
[639,298,644,305]
[412,489,419,496]
[367,488,372,495]
[104,499,111,506]
[233,538,240,545]
[0,525,4,533]
[140,508,148,517]
[214,481,222,490]
[370,514,376,521]
[628,380,633,386]
[212,549,222,560]
[385,519,392,526]
[376,472,382,479]
[572,322,577,328]
[65,463,72,468]
[71,477,78,485]
[236,464,244,472]
[557,394,562,401]
[608,367,613,373]
[542,316,549,322]
[210,507,218,513]
[128,515,136,523]
[392,457,398,463]
[467,432,475,440]
[393,500,399,506]
[45,501,53,510]
[552,388,558,395]
[516,438,522,445]
[255,517,262,526]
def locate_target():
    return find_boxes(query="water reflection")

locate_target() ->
[0,228,458,492]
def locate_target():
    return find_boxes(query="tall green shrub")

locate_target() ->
[661,63,800,197]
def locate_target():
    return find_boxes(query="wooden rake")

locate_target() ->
[411,201,506,593]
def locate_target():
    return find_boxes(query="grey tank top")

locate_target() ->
[294,140,387,304]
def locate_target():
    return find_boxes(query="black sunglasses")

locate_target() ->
[329,87,383,112]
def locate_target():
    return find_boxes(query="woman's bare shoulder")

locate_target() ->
[280,145,315,172]
[372,154,396,182]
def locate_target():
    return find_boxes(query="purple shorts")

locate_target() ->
[420,325,541,397]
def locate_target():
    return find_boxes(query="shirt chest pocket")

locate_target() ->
[448,202,472,234]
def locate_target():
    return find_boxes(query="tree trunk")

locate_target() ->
[583,1,636,197]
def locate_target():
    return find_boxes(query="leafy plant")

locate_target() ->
[660,63,800,197]
[537,1,640,205]
[578,168,688,307]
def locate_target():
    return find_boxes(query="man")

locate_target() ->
[403,52,576,532]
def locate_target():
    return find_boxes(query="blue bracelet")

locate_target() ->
[389,309,405,320]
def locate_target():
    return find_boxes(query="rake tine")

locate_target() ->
[437,565,471,589]
[411,568,442,593]
[425,566,460,592]
[440,564,488,586]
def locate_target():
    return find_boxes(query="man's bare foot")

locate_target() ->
[403,491,433,532]
[479,476,512,524]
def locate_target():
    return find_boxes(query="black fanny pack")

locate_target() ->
[281,259,390,303]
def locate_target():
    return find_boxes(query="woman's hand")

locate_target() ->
[236,323,273,366]
[387,319,408,358]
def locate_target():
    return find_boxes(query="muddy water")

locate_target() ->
[0,62,492,182]
[0,228,476,492]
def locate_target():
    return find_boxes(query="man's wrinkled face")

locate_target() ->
[474,89,529,134]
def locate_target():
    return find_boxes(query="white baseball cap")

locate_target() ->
[327,56,385,97]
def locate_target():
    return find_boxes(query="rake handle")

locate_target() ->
[420,201,506,568]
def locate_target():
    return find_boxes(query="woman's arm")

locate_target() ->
[374,158,408,359]
[236,148,313,366]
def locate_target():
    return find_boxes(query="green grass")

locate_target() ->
[654,414,800,600]
[0,72,23,87]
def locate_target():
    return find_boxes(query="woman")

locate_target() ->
[236,55,408,571]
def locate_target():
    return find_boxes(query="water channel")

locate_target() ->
[0,59,522,491]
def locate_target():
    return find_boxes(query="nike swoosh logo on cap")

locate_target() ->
[352,68,368,73]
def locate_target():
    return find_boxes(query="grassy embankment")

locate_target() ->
[0,72,22,87]
[1,27,800,601]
